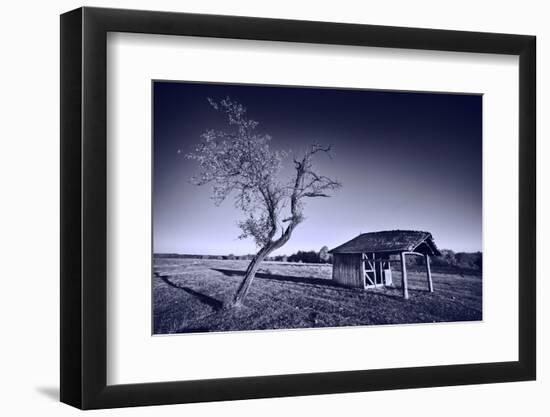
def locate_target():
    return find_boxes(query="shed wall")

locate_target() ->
[332,253,365,289]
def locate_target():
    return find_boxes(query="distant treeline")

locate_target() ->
[273,249,482,273]
[154,253,251,260]
[153,246,331,263]
[417,249,482,271]
[154,248,482,273]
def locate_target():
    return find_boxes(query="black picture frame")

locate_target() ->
[60,6,536,410]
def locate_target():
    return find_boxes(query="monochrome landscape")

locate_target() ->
[153,81,482,334]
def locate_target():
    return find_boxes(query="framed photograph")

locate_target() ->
[60,7,536,409]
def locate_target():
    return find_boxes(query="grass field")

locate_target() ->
[153,258,482,334]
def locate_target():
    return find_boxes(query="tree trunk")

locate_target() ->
[230,220,297,307]
[231,247,271,307]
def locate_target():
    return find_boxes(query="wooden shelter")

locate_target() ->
[328,230,441,299]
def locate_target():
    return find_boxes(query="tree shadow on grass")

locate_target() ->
[212,268,432,302]
[212,268,345,289]
[155,272,224,311]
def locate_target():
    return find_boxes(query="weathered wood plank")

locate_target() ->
[332,253,365,289]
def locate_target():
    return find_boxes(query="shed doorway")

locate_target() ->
[362,253,392,288]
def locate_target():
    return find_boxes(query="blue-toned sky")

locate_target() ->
[153,81,482,255]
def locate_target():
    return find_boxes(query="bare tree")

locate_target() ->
[187,98,341,307]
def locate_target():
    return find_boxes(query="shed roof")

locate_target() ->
[329,230,441,256]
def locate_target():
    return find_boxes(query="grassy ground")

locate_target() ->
[153,258,482,334]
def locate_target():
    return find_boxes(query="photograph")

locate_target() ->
[152,81,483,335]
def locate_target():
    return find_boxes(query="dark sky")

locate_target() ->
[153,81,482,255]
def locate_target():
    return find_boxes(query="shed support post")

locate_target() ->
[425,254,433,292]
[377,258,382,285]
[400,252,409,299]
